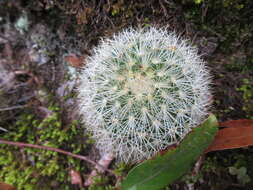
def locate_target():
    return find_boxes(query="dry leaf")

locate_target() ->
[219,119,253,128]
[69,169,82,186]
[0,182,15,190]
[64,55,85,68]
[206,119,253,153]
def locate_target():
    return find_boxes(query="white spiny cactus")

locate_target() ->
[78,27,212,163]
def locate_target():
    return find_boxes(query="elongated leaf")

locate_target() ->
[206,119,253,153]
[219,119,253,128]
[121,114,218,190]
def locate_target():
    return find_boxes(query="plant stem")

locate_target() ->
[0,105,27,112]
[0,139,116,176]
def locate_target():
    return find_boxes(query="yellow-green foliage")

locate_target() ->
[87,175,114,190]
[193,0,203,4]
[0,104,87,190]
[113,162,131,177]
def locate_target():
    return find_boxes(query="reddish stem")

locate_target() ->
[0,139,115,176]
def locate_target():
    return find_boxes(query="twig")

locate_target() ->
[186,155,205,190]
[192,155,204,176]
[201,0,209,23]
[0,105,27,112]
[186,183,194,190]
[38,106,54,118]
[159,0,169,18]
[84,152,114,186]
[0,34,10,42]
[0,139,116,176]
[0,127,8,132]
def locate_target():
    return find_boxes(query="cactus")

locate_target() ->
[78,27,212,162]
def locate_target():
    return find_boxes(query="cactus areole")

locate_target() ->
[78,28,212,162]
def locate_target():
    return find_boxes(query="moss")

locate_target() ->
[236,79,253,119]
[87,175,114,190]
[173,150,253,188]
[113,162,132,177]
[0,104,88,190]
[182,0,253,53]
[204,151,253,186]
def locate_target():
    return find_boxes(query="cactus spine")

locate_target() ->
[78,27,211,162]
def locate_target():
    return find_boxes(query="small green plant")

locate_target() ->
[181,172,203,185]
[193,0,203,4]
[114,162,131,177]
[229,166,251,185]
[88,175,114,190]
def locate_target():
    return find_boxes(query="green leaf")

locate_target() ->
[121,114,218,190]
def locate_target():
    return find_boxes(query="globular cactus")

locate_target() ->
[78,27,212,163]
